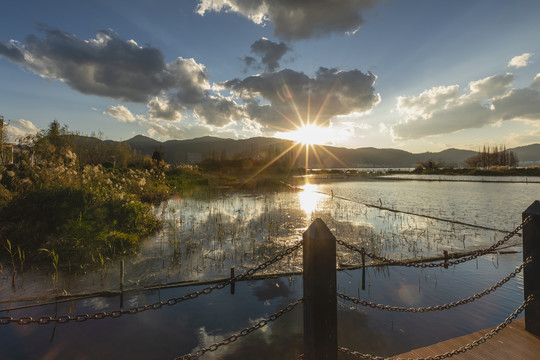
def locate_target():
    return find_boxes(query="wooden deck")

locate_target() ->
[395,318,540,359]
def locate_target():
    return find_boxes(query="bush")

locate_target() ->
[0,186,162,267]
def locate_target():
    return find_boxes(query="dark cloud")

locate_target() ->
[197,0,381,40]
[492,87,540,121]
[0,41,25,62]
[1,27,247,128]
[193,96,247,126]
[247,38,291,72]
[0,27,209,103]
[222,67,380,131]
[241,55,260,72]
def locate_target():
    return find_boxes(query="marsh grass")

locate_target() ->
[0,177,515,299]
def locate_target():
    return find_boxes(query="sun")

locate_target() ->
[277,124,330,145]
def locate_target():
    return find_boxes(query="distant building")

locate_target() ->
[187,152,202,164]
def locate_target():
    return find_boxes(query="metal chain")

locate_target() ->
[337,216,530,268]
[337,294,533,360]
[0,240,303,326]
[338,257,531,313]
[175,298,304,360]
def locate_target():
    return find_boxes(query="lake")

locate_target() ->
[1,176,539,359]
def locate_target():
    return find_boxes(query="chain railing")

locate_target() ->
[176,297,304,360]
[297,211,537,360]
[336,294,533,360]
[337,216,530,268]
[1,208,536,359]
[0,239,303,325]
[337,257,531,313]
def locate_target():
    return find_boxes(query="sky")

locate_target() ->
[1,0,540,153]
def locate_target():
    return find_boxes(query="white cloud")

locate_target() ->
[104,105,136,123]
[396,85,459,119]
[392,72,540,140]
[4,119,40,141]
[530,73,540,90]
[468,73,514,99]
[507,53,533,68]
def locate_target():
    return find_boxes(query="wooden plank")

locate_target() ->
[395,318,540,359]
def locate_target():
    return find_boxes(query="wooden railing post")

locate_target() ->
[303,218,337,360]
[523,200,540,336]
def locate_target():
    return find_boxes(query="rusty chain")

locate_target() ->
[337,216,530,268]
[175,297,304,360]
[337,257,531,313]
[0,240,303,325]
[336,294,533,360]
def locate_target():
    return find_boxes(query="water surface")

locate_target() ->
[1,178,536,359]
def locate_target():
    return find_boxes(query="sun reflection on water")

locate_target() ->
[298,183,326,214]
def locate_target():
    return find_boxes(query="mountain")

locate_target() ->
[512,144,540,165]
[118,135,539,168]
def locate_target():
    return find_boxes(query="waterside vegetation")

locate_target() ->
[0,121,304,273]
[1,121,539,276]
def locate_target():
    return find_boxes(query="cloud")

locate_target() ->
[196,0,381,40]
[392,73,540,139]
[4,119,40,141]
[0,41,25,62]
[0,27,246,128]
[492,87,540,121]
[0,27,209,103]
[507,53,533,68]
[530,73,540,90]
[138,117,240,141]
[3,27,379,139]
[243,38,291,72]
[241,56,260,72]
[104,105,136,123]
[222,67,380,132]
[468,73,514,99]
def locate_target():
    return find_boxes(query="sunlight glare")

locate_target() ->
[277,124,331,146]
[298,183,325,214]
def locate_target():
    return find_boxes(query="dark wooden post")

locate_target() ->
[119,260,125,308]
[524,200,540,335]
[230,266,235,295]
[303,218,337,360]
[361,250,366,291]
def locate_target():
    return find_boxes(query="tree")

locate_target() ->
[0,116,5,163]
[464,145,519,169]
[152,149,164,163]
[33,120,75,164]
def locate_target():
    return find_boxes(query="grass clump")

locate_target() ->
[0,185,161,267]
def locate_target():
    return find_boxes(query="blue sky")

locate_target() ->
[1,0,539,152]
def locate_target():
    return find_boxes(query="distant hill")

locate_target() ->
[118,135,539,168]
[512,144,540,165]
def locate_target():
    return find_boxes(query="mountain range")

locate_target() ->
[121,135,540,168]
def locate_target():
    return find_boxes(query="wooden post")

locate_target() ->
[230,266,235,295]
[119,260,125,308]
[361,250,366,291]
[120,260,125,291]
[303,218,337,360]
[523,200,540,336]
